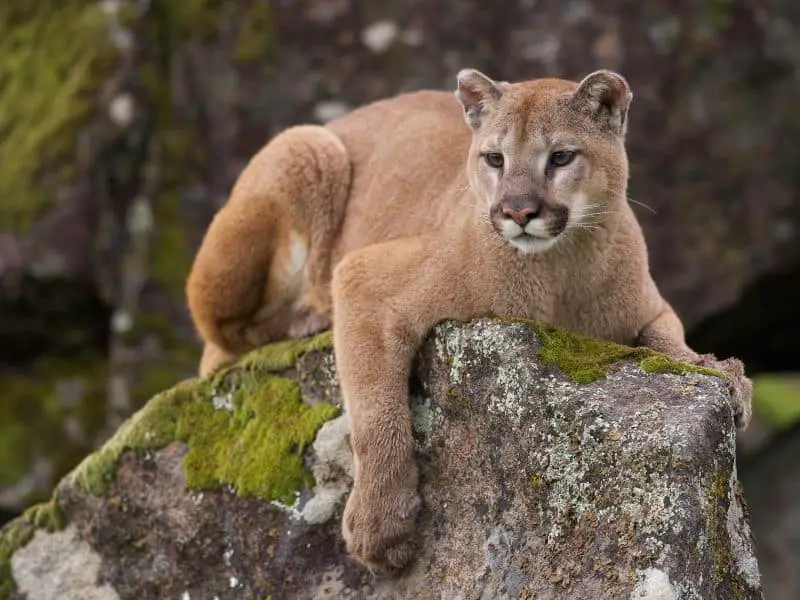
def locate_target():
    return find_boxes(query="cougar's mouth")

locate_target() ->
[494,226,559,255]
[513,231,549,242]
[510,233,559,253]
[494,212,574,255]
[490,205,569,240]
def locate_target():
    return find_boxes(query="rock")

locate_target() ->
[0,320,763,599]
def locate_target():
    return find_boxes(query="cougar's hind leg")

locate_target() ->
[199,342,237,377]
[186,125,351,376]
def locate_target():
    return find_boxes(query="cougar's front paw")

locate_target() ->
[695,354,753,430]
[342,478,421,573]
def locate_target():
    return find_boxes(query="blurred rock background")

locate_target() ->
[0,0,798,596]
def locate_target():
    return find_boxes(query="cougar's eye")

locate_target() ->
[484,152,504,168]
[549,150,576,167]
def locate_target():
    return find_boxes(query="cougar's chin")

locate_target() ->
[493,217,562,255]
[508,233,558,254]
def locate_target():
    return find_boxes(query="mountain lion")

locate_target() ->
[185,68,752,573]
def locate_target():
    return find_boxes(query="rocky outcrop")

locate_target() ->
[0,320,762,599]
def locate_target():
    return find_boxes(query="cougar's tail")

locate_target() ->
[186,125,351,358]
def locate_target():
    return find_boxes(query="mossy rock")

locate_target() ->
[1,319,760,599]
[0,1,115,231]
[68,332,338,503]
[0,310,723,518]
[0,499,64,599]
[0,332,338,600]
[505,318,722,383]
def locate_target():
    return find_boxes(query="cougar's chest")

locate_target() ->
[550,269,641,345]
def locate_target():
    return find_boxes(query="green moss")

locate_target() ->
[0,519,34,600]
[705,470,732,588]
[0,498,66,599]
[178,372,339,503]
[533,322,648,383]
[6,328,326,506]
[70,381,190,495]
[238,331,332,371]
[20,498,66,533]
[639,356,722,378]
[510,320,724,384]
[0,1,114,231]
[752,374,800,428]
[70,333,338,504]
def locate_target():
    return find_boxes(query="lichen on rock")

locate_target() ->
[412,319,761,599]
[11,526,119,600]
[0,499,65,600]
[297,415,353,525]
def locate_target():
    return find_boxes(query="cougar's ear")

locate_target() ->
[571,70,632,135]
[455,68,504,131]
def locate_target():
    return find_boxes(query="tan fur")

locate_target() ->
[185,70,753,573]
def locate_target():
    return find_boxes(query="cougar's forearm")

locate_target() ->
[333,304,419,482]
[332,246,429,473]
[331,236,474,477]
[636,301,699,361]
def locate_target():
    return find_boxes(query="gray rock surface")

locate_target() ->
[1,320,762,599]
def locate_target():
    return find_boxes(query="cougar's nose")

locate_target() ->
[502,206,540,226]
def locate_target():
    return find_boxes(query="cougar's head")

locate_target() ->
[455,68,632,254]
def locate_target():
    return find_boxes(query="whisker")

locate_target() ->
[627,196,657,215]
[579,210,617,216]
[579,208,617,215]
